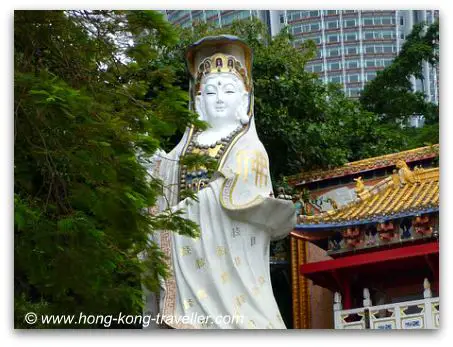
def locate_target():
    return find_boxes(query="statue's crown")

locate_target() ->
[185,35,253,93]
[195,53,251,92]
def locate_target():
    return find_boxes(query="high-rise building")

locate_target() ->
[273,10,438,103]
[164,10,439,104]
[162,10,268,29]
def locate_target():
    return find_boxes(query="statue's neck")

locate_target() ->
[195,123,242,147]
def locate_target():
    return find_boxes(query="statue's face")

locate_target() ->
[197,73,248,128]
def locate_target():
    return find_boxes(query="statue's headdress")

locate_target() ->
[185,35,254,115]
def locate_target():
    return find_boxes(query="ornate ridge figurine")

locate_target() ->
[143,36,296,329]
[353,176,366,194]
[396,160,417,185]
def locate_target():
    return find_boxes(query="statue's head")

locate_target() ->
[195,70,249,129]
[186,36,253,129]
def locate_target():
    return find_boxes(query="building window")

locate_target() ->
[400,16,404,25]
[326,10,338,15]
[327,20,339,29]
[329,62,341,71]
[310,10,320,17]
[400,33,405,39]
[330,75,343,83]
[366,72,377,81]
[365,60,376,67]
[328,48,340,57]
[310,64,323,72]
[363,18,374,26]
[345,32,358,41]
[290,12,301,21]
[328,34,339,43]
[364,31,375,39]
[348,74,360,82]
[280,15,285,23]
[293,26,302,34]
[346,46,358,55]
[382,31,394,39]
[383,45,394,53]
[365,46,375,54]
[311,23,320,31]
[347,60,359,69]
[344,19,356,27]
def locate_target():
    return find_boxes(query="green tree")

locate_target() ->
[360,20,439,146]
[164,19,407,181]
[14,10,201,328]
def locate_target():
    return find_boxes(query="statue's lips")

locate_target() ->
[215,107,226,111]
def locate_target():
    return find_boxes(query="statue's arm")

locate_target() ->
[217,165,296,240]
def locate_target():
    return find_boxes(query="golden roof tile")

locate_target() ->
[298,166,439,227]
[288,145,439,186]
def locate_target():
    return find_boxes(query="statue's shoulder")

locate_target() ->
[233,130,268,156]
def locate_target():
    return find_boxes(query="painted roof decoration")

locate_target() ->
[288,145,439,186]
[296,162,439,230]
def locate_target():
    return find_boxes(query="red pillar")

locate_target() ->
[342,277,352,309]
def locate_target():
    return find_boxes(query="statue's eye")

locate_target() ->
[206,92,216,95]
[225,90,235,94]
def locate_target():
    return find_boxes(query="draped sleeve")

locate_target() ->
[217,132,296,240]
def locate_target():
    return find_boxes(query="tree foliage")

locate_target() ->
[360,20,439,144]
[14,10,200,328]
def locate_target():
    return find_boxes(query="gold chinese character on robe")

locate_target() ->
[180,246,192,256]
[197,289,208,300]
[183,298,194,310]
[236,150,268,188]
[195,258,206,269]
[221,271,230,284]
[234,294,246,307]
[216,246,227,257]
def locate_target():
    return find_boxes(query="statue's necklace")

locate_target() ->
[189,124,243,158]
[179,125,245,196]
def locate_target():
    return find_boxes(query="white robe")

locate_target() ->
[144,119,296,329]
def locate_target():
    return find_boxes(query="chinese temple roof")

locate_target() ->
[295,165,439,231]
[287,145,439,187]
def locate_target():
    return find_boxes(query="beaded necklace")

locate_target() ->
[179,125,245,197]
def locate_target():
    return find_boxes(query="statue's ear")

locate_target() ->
[238,91,250,125]
[195,94,205,121]
[242,91,250,111]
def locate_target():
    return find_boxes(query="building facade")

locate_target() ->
[162,10,267,29]
[274,10,438,103]
[164,10,438,104]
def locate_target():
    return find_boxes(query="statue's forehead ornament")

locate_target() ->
[195,53,251,93]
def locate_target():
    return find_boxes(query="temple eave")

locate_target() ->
[295,206,439,231]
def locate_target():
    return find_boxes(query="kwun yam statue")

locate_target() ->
[144,36,296,329]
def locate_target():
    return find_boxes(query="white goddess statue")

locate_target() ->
[144,35,296,329]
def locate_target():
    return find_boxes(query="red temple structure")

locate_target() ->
[287,145,439,329]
